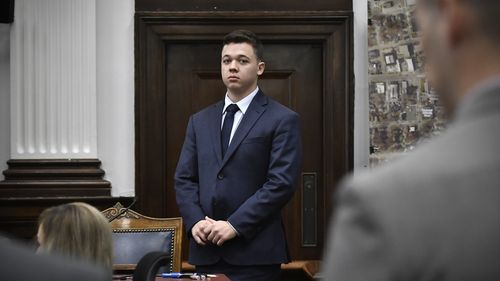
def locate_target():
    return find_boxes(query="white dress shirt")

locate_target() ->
[221,86,259,146]
[219,87,259,235]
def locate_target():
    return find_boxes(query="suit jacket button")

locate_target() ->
[217,173,224,180]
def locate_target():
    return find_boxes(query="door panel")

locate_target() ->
[165,43,324,259]
[135,13,353,263]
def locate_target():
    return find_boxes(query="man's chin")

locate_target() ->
[223,80,239,88]
[225,82,257,96]
[226,84,246,93]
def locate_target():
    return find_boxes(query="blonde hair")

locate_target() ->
[38,202,113,270]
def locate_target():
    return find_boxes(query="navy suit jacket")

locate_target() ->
[175,90,302,266]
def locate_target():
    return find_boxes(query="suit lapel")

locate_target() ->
[220,91,268,168]
[209,101,224,166]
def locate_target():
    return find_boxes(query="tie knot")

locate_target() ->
[225,104,239,114]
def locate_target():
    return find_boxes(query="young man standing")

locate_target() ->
[174,30,302,281]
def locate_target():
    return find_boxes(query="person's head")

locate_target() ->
[37,202,113,270]
[221,30,265,100]
[416,0,500,116]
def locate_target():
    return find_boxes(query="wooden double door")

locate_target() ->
[135,13,353,262]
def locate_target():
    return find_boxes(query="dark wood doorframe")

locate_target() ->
[134,10,354,259]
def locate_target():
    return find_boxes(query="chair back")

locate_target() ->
[102,203,183,273]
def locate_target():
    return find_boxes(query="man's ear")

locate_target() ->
[444,0,467,49]
[257,61,265,76]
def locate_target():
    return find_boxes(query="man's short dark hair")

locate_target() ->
[421,0,500,44]
[223,30,264,61]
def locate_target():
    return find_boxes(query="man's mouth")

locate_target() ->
[228,76,240,81]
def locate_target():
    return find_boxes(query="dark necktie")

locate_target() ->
[221,104,240,157]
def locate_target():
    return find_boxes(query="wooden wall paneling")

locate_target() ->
[135,12,353,273]
[323,14,355,228]
[135,16,168,217]
[0,159,111,197]
[0,196,134,241]
[0,159,126,240]
[135,0,352,12]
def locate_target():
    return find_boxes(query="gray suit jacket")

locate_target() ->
[323,84,500,281]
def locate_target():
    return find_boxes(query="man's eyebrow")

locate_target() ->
[222,54,251,59]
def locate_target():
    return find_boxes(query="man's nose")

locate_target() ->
[229,60,238,71]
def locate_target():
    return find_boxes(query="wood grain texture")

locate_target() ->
[0,196,133,240]
[135,11,354,271]
[135,0,352,12]
[0,159,111,197]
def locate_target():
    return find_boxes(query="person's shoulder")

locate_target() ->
[341,135,451,201]
[262,94,299,120]
[339,124,484,211]
[0,237,110,281]
[334,153,434,236]
[191,100,222,120]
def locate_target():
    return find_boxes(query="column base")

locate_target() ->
[0,159,111,197]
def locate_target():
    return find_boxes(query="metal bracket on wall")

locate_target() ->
[302,172,317,247]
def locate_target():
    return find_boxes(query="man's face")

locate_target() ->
[221,43,265,96]
[417,1,459,115]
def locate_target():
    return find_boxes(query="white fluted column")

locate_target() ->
[11,0,97,159]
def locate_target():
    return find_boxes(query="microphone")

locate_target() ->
[108,197,138,223]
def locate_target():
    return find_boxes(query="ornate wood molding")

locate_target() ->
[135,0,352,12]
[0,159,111,197]
[0,196,133,240]
[135,11,354,263]
[102,202,141,220]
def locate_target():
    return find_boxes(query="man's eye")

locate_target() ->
[222,59,230,64]
[239,60,249,64]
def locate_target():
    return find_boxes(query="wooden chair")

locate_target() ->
[102,203,183,273]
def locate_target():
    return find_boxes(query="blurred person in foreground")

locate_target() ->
[322,0,500,280]
[0,236,109,281]
[37,202,113,272]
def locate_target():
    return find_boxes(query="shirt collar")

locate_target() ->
[223,86,259,115]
